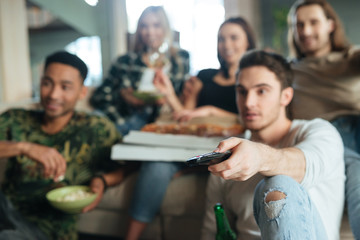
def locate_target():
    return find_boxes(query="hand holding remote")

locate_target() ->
[186,151,232,167]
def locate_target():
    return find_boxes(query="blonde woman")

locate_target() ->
[90,6,189,136]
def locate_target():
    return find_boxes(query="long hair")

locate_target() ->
[218,17,256,79]
[133,6,173,54]
[287,0,349,59]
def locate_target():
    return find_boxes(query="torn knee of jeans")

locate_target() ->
[264,190,287,220]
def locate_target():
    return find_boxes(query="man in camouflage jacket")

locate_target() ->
[0,51,125,240]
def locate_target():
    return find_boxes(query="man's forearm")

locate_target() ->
[102,168,127,187]
[260,145,306,183]
[0,141,26,158]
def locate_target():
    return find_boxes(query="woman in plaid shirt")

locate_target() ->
[90,6,190,136]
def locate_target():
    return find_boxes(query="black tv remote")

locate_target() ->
[186,151,232,167]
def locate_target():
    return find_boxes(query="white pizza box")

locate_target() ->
[123,130,225,149]
[111,144,214,162]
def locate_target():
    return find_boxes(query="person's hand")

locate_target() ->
[153,69,175,97]
[173,109,193,122]
[208,137,266,181]
[174,106,214,122]
[20,142,67,181]
[155,96,167,105]
[82,177,105,213]
[182,76,203,101]
[120,88,145,107]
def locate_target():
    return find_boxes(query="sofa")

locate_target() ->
[0,99,355,240]
[77,171,209,239]
[0,155,208,239]
[0,99,209,240]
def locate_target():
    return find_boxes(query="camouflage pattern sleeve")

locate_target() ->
[88,115,123,172]
[0,109,13,140]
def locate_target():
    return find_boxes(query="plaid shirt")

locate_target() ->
[90,49,190,126]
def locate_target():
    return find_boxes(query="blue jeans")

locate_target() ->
[130,161,185,222]
[331,115,360,153]
[253,175,327,240]
[0,191,48,240]
[343,148,360,238]
[116,108,153,136]
[332,115,360,238]
[94,107,153,136]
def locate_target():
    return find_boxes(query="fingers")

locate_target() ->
[208,154,238,175]
[183,77,202,97]
[127,95,145,106]
[173,111,192,122]
[154,69,169,84]
[53,154,67,182]
[215,137,243,152]
[82,194,102,213]
[208,138,258,181]
[83,179,104,213]
[41,152,67,181]
[120,88,145,106]
[173,110,189,121]
[156,97,166,105]
[82,192,102,213]
[188,76,200,85]
[208,137,243,174]
[153,71,161,85]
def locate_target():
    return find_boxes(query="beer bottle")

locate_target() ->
[214,203,236,240]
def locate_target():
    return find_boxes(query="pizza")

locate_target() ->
[141,122,245,137]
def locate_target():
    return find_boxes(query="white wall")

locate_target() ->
[0,0,32,102]
[224,0,262,47]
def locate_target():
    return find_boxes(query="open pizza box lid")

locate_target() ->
[111,113,245,162]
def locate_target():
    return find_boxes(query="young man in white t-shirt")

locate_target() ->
[201,50,345,240]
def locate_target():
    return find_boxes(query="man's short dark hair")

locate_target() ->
[238,50,294,119]
[44,51,88,81]
[239,50,293,90]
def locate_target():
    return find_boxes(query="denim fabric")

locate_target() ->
[0,191,48,240]
[253,175,327,240]
[129,161,185,222]
[116,108,152,136]
[343,148,360,238]
[331,115,360,153]
[332,115,360,239]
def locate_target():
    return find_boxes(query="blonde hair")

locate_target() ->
[134,6,173,54]
[287,0,349,59]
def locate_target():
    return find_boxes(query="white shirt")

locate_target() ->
[201,118,345,240]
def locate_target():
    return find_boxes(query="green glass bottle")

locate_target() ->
[214,203,237,240]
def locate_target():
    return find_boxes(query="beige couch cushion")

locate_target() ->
[77,171,208,239]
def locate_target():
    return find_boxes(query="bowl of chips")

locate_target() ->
[46,185,97,214]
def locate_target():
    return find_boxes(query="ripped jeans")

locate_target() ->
[253,175,327,240]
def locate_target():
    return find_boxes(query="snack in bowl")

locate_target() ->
[46,185,97,214]
[133,91,163,104]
